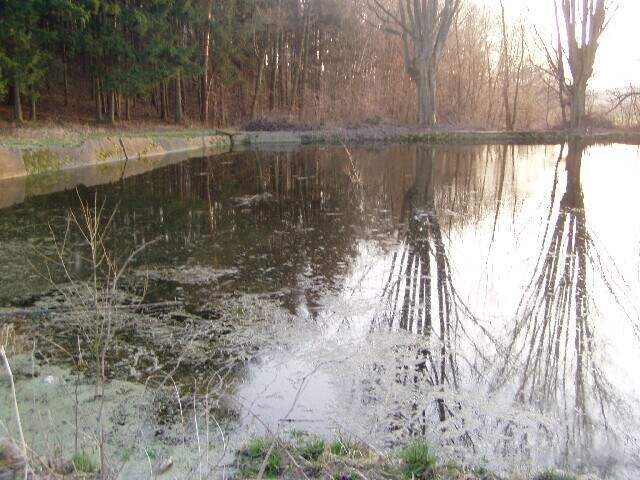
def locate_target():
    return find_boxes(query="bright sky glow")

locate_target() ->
[474,0,640,90]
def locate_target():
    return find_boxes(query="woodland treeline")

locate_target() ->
[0,0,636,129]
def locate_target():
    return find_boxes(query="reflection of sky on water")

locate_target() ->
[2,143,640,477]
[236,143,640,477]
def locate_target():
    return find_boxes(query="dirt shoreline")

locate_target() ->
[1,126,639,181]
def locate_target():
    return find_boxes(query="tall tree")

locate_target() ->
[0,0,51,123]
[367,0,461,126]
[555,0,608,129]
[498,1,526,131]
[0,49,7,103]
[199,0,214,123]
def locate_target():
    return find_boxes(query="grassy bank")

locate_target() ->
[233,433,589,480]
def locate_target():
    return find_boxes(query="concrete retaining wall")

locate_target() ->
[0,134,232,181]
[3,128,640,183]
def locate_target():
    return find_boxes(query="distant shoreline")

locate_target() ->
[1,125,639,181]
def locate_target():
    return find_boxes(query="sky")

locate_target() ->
[475,0,640,90]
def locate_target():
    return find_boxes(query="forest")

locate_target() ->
[0,0,638,130]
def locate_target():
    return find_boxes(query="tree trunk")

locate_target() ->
[279,30,286,109]
[298,28,309,119]
[12,81,23,123]
[125,97,131,121]
[63,60,69,107]
[251,51,265,118]
[416,65,436,128]
[95,77,103,122]
[175,73,183,124]
[200,0,213,124]
[30,96,36,122]
[571,80,587,129]
[270,33,279,111]
[161,82,169,121]
[108,91,115,124]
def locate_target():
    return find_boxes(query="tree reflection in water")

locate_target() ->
[375,145,493,445]
[368,143,639,473]
[497,141,639,469]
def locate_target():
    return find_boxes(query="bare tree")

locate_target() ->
[367,0,461,126]
[605,86,640,126]
[498,1,526,131]
[555,0,609,129]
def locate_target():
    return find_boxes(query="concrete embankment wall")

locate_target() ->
[3,128,640,183]
[0,134,234,181]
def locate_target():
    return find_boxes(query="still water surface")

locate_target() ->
[1,143,639,477]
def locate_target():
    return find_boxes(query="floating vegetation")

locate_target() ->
[137,265,239,285]
[231,192,274,208]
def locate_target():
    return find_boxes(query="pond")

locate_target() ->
[1,142,639,478]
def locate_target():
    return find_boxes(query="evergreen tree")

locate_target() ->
[0,0,49,122]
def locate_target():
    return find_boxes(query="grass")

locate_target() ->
[244,437,267,458]
[237,437,283,478]
[533,471,578,480]
[399,440,438,479]
[329,438,368,459]
[296,437,325,462]
[330,440,349,457]
[71,452,96,473]
[233,434,592,480]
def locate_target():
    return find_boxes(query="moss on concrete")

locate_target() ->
[22,149,72,175]
[95,142,122,163]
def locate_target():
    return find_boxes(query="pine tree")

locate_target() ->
[0,0,49,122]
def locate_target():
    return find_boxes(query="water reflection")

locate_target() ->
[491,141,640,472]
[377,147,467,429]
[1,143,640,477]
